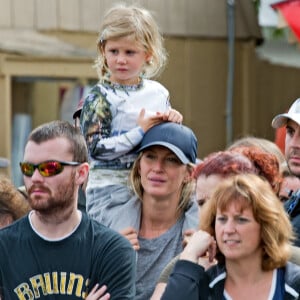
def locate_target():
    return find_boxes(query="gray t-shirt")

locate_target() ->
[135,217,184,300]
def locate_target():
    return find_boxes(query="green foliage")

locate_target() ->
[253,0,260,12]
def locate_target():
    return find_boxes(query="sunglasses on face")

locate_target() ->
[19,160,81,177]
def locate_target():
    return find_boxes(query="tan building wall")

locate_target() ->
[1,0,300,179]
[0,0,259,39]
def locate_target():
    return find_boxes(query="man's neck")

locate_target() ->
[29,209,82,240]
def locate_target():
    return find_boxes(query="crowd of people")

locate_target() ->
[1,3,300,300]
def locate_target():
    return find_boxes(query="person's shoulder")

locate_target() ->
[285,262,300,284]
[83,214,132,248]
[286,261,300,273]
[206,264,226,281]
[290,246,300,265]
[143,79,169,95]
[0,215,29,238]
[84,83,105,101]
[284,262,300,296]
[285,191,300,211]
[182,199,199,232]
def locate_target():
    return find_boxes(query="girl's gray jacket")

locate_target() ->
[161,260,300,300]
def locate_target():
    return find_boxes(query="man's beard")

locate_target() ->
[287,149,300,178]
[28,173,76,216]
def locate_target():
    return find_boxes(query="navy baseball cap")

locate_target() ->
[272,98,300,128]
[138,122,198,164]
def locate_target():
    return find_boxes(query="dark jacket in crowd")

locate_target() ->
[285,190,300,247]
[161,260,300,300]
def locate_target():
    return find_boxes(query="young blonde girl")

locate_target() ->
[80,4,182,223]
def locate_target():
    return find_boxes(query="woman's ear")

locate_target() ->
[184,165,195,182]
[183,175,192,183]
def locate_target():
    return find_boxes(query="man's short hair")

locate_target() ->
[28,120,88,163]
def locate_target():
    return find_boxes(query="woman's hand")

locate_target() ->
[119,227,140,251]
[182,229,196,248]
[180,230,216,264]
[86,284,110,300]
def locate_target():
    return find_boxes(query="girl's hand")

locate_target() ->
[162,109,183,123]
[119,227,140,251]
[137,109,163,132]
[86,284,110,300]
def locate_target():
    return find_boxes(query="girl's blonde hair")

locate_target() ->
[130,152,195,213]
[95,4,167,80]
[200,173,294,271]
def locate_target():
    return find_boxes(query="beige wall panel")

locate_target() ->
[253,61,300,140]
[82,0,160,32]
[13,0,35,29]
[162,37,300,158]
[184,0,260,38]
[100,0,125,14]
[49,31,97,52]
[145,0,167,32]
[0,74,11,176]
[231,41,257,141]
[36,0,57,30]
[163,0,186,35]
[1,0,260,39]
[58,0,81,30]
[161,38,188,113]
[81,0,102,32]
[3,57,96,79]
[226,41,257,142]
[133,0,149,8]
[0,0,11,27]
[162,38,229,158]
[32,82,59,128]
[187,0,226,37]
[188,40,229,157]
[81,0,128,32]
[12,81,32,115]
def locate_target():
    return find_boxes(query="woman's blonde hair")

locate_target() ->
[95,4,167,80]
[200,173,293,271]
[129,152,195,213]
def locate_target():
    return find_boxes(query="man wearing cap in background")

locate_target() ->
[272,98,300,246]
[96,121,199,300]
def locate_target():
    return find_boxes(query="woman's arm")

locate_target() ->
[161,260,208,300]
[161,231,216,300]
[150,256,179,300]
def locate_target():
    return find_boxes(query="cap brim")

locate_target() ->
[138,142,190,164]
[72,109,82,119]
[272,113,300,128]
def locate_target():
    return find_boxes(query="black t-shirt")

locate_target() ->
[0,213,136,299]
